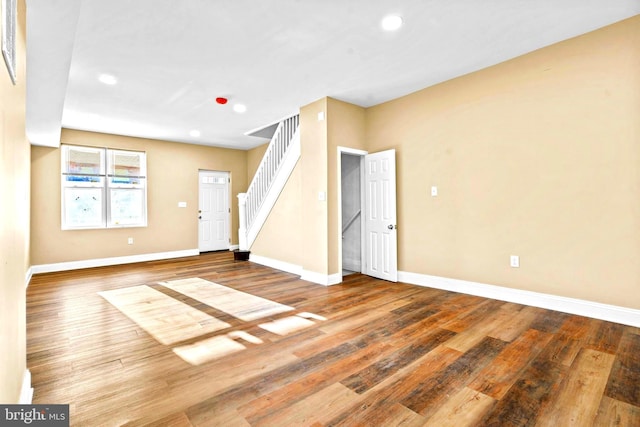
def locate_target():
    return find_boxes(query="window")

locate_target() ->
[62,145,147,229]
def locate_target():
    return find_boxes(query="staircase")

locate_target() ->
[238,114,300,251]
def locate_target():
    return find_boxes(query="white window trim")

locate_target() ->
[61,145,148,230]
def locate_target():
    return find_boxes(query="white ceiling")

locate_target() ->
[25,0,640,150]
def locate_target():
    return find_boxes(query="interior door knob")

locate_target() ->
[388,224,394,230]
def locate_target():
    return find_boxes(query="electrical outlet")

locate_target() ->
[510,255,519,268]
[128,237,134,245]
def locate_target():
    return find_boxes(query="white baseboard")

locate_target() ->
[248,254,342,286]
[249,254,303,276]
[229,245,239,251]
[25,267,33,288]
[398,271,640,328]
[31,249,200,274]
[301,270,342,286]
[20,369,33,404]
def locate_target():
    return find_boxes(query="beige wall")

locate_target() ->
[250,163,303,265]
[250,97,367,277]
[246,142,269,185]
[250,99,335,275]
[249,17,639,310]
[326,98,366,274]
[366,16,640,309]
[1,0,29,403]
[299,98,329,274]
[31,129,247,265]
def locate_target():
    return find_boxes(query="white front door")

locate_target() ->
[364,149,398,282]
[198,171,230,252]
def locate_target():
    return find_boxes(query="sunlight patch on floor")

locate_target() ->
[228,330,264,344]
[259,316,317,336]
[99,285,231,345]
[297,312,327,321]
[99,279,328,365]
[173,335,247,365]
[159,277,294,321]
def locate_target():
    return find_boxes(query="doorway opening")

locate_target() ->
[339,147,398,282]
[340,149,365,278]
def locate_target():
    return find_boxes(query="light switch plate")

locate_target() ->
[431,186,438,197]
[318,191,326,201]
[178,201,187,208]
[510,255,520,268]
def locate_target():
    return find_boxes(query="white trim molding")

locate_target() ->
[31,249,199,274]
[20,369,33,404]
[25,267,33,288]
[301,270,342,287]
[247,254,342,286]
[337,146,368,156]
[229,245,239,251]
[249,254,302,276]
[398,271,640,328]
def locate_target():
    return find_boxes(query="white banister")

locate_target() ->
[237,193,248,251]
[342,209,361,237]
[239,113,300,250]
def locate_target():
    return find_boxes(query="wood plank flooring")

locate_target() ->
[27,252,640,426]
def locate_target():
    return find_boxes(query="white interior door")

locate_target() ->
[364,149,397,281]
[198,171,230,252]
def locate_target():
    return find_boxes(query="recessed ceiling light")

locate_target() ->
[98,73,117,85]
[233,104,247,113]
[381,15,403,31]
[189,130,201,137]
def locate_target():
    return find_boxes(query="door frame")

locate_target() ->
[198,169,231,252]
[337,147,368,279]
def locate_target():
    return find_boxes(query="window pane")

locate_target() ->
[109,150,145,177]
[63,187,104,228]
[109,188,145,226]
[109,176,143,186]
[60,145,148,230]
[65,175,103,186]
[64,146,104,175]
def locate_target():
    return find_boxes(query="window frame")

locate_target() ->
[61,144,148,230]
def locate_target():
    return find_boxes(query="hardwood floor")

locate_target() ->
[27,252,640,426]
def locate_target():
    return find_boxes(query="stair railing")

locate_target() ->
[238,114,300,250]
[342,209,361,239]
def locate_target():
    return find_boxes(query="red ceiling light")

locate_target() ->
[215,97,228,105]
